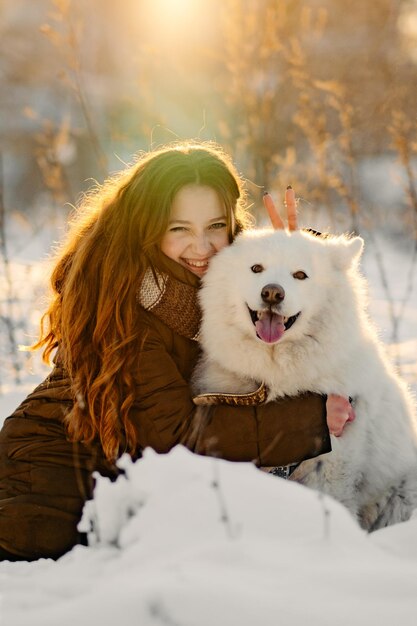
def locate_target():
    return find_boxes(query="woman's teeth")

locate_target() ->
[184,259,208,268]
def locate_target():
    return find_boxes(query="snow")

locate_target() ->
[2,446,417,626]
[1,211,417,624]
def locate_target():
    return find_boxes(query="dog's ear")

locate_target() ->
[329,235,364,270]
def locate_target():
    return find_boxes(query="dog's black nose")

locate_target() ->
[261,283,285,304]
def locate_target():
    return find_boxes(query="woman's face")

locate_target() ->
[160,184,230,277]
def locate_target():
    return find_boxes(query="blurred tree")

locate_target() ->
[215,0,417,225]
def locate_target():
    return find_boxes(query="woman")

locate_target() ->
[0,141,348,561]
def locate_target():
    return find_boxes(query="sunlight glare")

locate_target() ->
[398,2,417,62]
[142,0,205,41]
[150,0,197,20]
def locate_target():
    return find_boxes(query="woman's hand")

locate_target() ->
[263,186,298,231]
[326,395,355,437]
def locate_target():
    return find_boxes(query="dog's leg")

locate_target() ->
[291,457,362,522]
[359,474,417,531]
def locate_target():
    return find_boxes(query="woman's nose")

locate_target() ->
[192,233,213,255]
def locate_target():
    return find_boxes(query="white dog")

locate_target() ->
[193,229,417,531]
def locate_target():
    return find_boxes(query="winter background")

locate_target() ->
[2,1,417,624]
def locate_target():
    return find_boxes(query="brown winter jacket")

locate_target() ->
[0,256,330,561]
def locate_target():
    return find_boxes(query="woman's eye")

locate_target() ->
[293,270,308,280]
[210,222,227,230]
[169,226,187,232]
[251,264,264,273]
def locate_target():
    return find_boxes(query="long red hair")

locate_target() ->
[32,141,250,460]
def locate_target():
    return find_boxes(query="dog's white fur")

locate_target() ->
[193,229,417,530]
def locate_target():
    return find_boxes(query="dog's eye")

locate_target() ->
[251,264,264,273]
[293,270,308,280]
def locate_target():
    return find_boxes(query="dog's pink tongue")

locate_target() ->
[255,312,285,343]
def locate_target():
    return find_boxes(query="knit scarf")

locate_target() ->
[137,259,267,406]
[137,266,201,341]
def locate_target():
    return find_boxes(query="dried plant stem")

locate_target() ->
[66,14,108,178]
[368,233,397,330]
[365,230,404,368]
[318,489,331,541]
[397,238,417,324]
[0,154,22,386]
[367,111,417,364]
[392,117,417,322]
[211,460,236,540]
[148,600,183,626]
[294,460,331,540]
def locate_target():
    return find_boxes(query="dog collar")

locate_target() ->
[193,382,268,406]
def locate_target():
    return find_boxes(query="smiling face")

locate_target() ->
[199,229,329,348]
[160,184,230,277]
[237,237,311,344]
[200,229,364,349]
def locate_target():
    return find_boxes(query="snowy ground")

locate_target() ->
[2,447,417,626]
[1,211,417,624]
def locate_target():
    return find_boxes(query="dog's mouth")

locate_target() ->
[247,306,301,343]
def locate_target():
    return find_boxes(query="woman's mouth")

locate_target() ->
[181,257,210,275]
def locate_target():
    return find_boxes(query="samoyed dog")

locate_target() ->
[193,229,417,531]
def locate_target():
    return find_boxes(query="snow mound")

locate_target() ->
[3,446,417,626]
[79,445,363,552]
